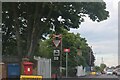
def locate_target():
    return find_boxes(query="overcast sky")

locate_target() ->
[70,0,119,67]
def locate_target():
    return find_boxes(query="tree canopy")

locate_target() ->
[37,30,95,69]
[2,2,109,58]
[38,29,95,76]
[100,63,107,71]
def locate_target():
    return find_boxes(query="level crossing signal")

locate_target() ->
[52,34,62,48]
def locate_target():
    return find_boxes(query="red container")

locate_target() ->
[23,62,33,75]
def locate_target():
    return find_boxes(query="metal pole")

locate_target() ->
[60,35,62,78]
[66,52,68,77]
[90,51,91,67]
[50,59,51,78]
[0,2,2,63]
[89,46,92,71]
[89,50,91,71]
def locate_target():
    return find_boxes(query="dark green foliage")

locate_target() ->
[100,63,107,71]
[2,2,109,58]
[94,66,101,72]
[38,29,95,76]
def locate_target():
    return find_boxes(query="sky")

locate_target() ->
[70,0,119,67]
[0,0,119,67]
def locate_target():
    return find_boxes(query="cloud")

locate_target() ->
[70,15,118,43]
[70,1,118,66]
[91,40,118,54]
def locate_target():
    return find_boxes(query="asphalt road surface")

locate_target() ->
[55,74,120,80]
[85,74,118,78]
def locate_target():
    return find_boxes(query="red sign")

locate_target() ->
[64,48,70,53]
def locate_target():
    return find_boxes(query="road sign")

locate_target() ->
[52,34,62,47]
[53,49,60,56]
[64,48,70,53]
[54,57,59,60]
[53,40,61,47]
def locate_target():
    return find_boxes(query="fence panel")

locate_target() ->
[34,57,51,78]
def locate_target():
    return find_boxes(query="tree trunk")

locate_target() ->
[26,3,46,58]
[26,3,39,57]
[12,3,22,60]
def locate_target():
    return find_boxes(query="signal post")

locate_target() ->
[52,34,62,78]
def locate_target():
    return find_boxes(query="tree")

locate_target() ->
[94,66,101,72]
[37,29,95,74]
[100,63,107,72]
[35,28,96,69]
[2,2,109,59]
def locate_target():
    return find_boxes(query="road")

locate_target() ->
[56,74,120,80]
[84,74,118,78]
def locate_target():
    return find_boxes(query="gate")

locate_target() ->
[34,56,51,78]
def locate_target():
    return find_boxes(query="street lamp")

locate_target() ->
[89,46,92,71]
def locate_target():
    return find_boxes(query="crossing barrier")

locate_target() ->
[20,75,42,80]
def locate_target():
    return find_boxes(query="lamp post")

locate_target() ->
[89,46,92,71]
[94,53,96,65]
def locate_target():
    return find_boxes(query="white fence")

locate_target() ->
[34,56,51,78]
